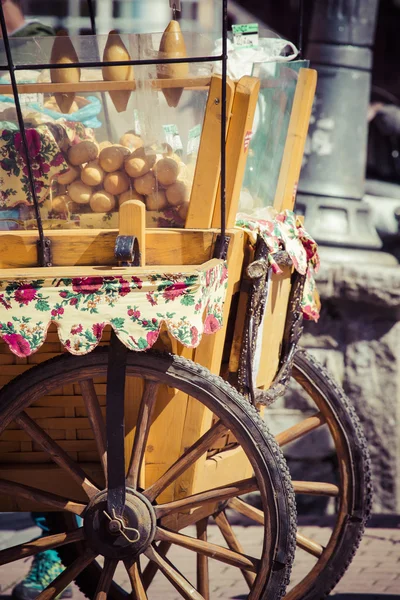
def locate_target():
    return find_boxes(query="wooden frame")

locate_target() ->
[0,67,317,510]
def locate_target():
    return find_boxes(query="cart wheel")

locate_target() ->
[0,348,296,600]
[226,349,372,600]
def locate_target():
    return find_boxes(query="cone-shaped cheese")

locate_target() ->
[102,30,135,113]
[50,31,81,114]
[157,20,188,108]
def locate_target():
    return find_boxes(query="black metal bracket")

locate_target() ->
[106,331,128,515]
[114,235,140,267]
[213,235,231,260]
[37,238,53,267]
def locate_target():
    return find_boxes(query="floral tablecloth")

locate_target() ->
[235,209,320,321]
[0,260,228,357]
[0,121,93,208]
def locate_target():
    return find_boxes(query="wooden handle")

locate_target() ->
[119,200,146,266]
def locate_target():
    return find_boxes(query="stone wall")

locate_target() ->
[266,260,400,514]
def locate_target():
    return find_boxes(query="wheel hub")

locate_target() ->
[83,488,156,559]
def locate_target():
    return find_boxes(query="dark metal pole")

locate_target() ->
[297,0,382,252]
[0,3,49,265]
[219,0,228,253]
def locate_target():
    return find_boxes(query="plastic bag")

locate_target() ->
[0,93,102,129]
[211,37,298,80]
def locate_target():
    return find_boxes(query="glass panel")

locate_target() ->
[0,32,217,231]
[239,60,309,216]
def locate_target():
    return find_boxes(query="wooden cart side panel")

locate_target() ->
[0,229,217,269]
[229,69,317,390]
[185,75,235,229]
[174,229,247,499]
[212,76,260,229]
[256,68,316,388]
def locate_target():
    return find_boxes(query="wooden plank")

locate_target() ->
[0,229,216,269]
[185,75,235,228]
[0,76,211,95]
[255,267,292,389]
[212,76,260,228]
[0,258,220,281]
[256,69,317,387]
[0,463,103,510]
[174,230,246,500]
[273,68,317,212]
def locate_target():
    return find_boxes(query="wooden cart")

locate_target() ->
[0,10,371,600]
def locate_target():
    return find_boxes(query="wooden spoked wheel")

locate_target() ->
[224,349,372,600]
[0,349,296,600]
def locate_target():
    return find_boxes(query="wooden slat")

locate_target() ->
[0,228,217,270]
[214,511,256,586]
[0,76,211,95]
[185,75,235,228]
[292,481,340,497]
[155,527,259,573]
[196,519,210,600]
[273,68,317,212]
[0,479,86,515]
[156,477,257,518]
[212,76,260,228]
[0,529,85,566]
[15,412,98,498]
[145,545,202,600]
[275,412,325,447]
[296,532,324,558]
[0,258,221,281]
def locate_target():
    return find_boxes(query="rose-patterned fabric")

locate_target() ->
[0,260,228,357]
[235,209,320,321]
[0,121,94,208]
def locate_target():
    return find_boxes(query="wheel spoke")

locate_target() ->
[95,558,118,599]
[15,412,99,499]
[214,511,256,587]
[36,548,96,600]
[171,504,220,531]
[142,541,171,590]
[155,527,259,573]
[0,529,85,566]
[144,420,227,502]
[80,379,107,481]
[228,497,264,525]
[296,532,324,558]
[155,477,257,519]
[0,479,86,515]
[228,497,325,559]
[293,481,339,496]
[127,381,159,488]
[125,559,148,599]
[196,519,210,599]
[145,545,204,600]
[275,412,325,447]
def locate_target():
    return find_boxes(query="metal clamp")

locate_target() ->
[114,235,140,266]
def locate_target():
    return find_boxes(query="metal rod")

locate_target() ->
[0,54,223,72]
[0,3,47,265]
[87,0,97,35]
[218,0,228,254]
[85,0,113,143]
[298,0,305,58]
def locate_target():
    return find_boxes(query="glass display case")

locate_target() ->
[0,30,216,231]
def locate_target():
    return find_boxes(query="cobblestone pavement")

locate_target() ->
[0,515,399,599]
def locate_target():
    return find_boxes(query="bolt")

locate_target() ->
[214,98,220,105]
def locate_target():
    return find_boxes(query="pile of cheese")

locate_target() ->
[52,131,191,221]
